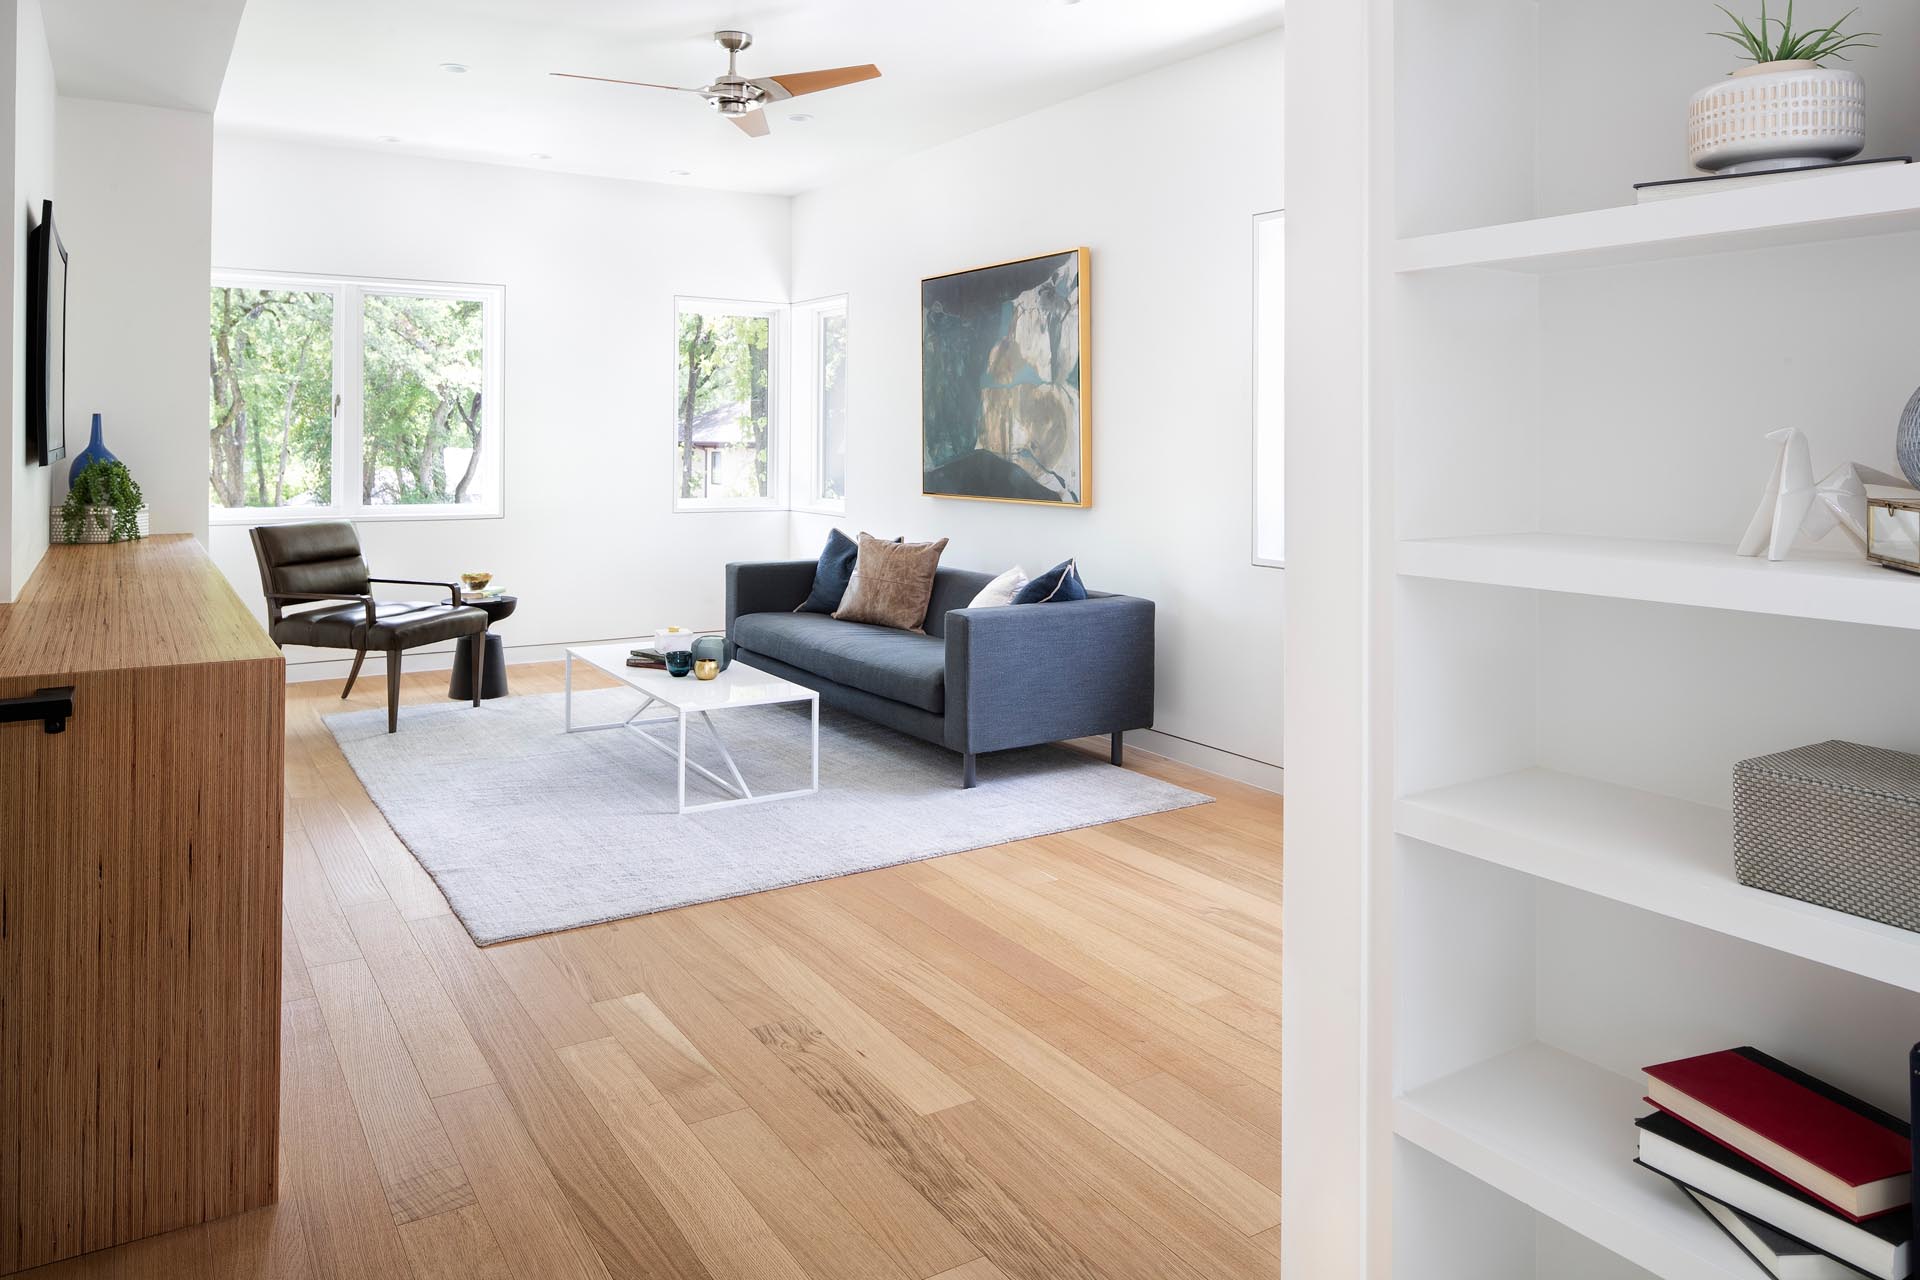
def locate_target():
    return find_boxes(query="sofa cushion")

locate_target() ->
[835,534,949,632]
[1013,558,1088,604]
[733,611,947,713]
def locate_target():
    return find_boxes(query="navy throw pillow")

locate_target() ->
[1013,559,1088,604]
[795,529,860,613]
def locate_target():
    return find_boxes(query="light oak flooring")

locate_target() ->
[21,660,1282,1280]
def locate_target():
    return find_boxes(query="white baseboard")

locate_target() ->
[1127,728,1286,794]
[285,643,1287,795]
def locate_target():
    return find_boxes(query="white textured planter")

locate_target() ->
[51,504,148,544]
[1688,60,1865,174]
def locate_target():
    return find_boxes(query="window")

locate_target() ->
[674,298,780,509]
[1252,210,1284,567]
[209,272,503,521]
[791,296,848,511]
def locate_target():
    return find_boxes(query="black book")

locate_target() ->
[1636,1112,1910,1280]
[1677,1182,1859,1279]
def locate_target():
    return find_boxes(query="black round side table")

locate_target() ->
[448,595,517,701]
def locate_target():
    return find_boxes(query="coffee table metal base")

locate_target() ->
[563,656,819,814]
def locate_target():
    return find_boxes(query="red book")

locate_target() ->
[1644,1047,1912,1222]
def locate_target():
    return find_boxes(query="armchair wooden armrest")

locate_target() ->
[265,590,377,627]
[367,576,466,604]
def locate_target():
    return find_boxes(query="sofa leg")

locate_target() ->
[387,649,402,734]
[342,648,367,699]
[1111,731,1124,767]
[962,752,977,789]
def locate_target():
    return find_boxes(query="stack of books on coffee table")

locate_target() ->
[1634,1047,1913,1279]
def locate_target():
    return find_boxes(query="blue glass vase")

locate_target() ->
[67,414,116,487]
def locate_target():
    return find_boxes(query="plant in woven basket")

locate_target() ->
[62,459,145,543]
[1711,1,1877,67]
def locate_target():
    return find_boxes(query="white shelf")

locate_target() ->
[1398,768,1920,994]
[1395,165,1920,274]
[1399,534,1920,631]
[1395,1043,1754,1280]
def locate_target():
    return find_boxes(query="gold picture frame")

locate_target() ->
[920,247,1091,507]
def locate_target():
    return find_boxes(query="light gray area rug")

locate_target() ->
[327,687,1210,945]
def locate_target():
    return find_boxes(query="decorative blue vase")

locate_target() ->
[67,414,117,487]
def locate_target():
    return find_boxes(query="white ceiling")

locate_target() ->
[46,0,249,112]
[215,0,1282,195]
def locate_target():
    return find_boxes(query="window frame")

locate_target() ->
[671,295,786,513]
[208,268,506,525]
[789,294,849,516]
[1251,209,1285,569]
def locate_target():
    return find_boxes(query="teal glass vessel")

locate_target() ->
[692,634,730,673]
[663,649,695,677]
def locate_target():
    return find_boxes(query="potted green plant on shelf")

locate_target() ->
[1690,2,1877,175]
[56,459,147,544]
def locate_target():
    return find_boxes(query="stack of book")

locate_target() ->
[1635,1047,1913,1279]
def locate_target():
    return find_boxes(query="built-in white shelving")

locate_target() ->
[1398,768,1920,994]
[1398,534,1920,631]
[1395,165,1920,274]
[1287,2,1920,1274]
[1395,1043,1755,1280]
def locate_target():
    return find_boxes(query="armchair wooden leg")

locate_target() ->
[961,752,977,789]
[1111,731,1124,767]
[387,648,402,734]
[342,648,367,699]
[469,632,484,708]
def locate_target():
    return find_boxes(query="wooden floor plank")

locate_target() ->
[283,828,361,969]
[752,1017,1109,1280]
[395,1204,512,1280]
[737,943,973,1116]
[433,1084,612,1280]
[342,899,495,1098]
[410,915,715,1280]
[592,992,748,1123]
[689,1107,913,1280]
[278,998,415,1279]
[486,937,610,1049]
[560,1038,812,1280]
[307,958,473,1224]
[292,796,388,908]
[1120,1071,1282,1192]
[883,961,1283,1235]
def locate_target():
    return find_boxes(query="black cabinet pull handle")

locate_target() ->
[0,686,74,734]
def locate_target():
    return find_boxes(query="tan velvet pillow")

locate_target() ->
[833,533,949,632]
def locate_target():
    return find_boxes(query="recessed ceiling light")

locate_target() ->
[377,135,402,143]
[439,62,470,74]
[787,112,814,123]
[669,169,692,177]
[529,152,552,160]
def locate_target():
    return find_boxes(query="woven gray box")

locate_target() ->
[1733,739,1920,933]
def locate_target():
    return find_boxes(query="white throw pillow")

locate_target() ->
[968,566,1029,608]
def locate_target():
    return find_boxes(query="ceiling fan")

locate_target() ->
[552,30,880,138]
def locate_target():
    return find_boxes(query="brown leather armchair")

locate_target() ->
[249,520,488,733]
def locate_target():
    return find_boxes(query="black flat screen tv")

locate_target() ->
[27,198,66,467]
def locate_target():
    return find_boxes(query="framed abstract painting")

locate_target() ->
[921,247,1090,507]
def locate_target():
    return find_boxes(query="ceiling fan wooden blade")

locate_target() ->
[550,72,698,92]
[729,109,771,138]
[756,64,881,100]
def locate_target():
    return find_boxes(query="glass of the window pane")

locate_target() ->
[676,307,772,502]
[362,294,487,506]
[818,310,847,502]
[209,288,335,510]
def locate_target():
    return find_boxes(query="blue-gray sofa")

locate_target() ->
[725,560,1155,787]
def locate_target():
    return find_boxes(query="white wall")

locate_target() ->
[787,32,1285,783]
[55,96,212,546]
[2,0,54,600]
[207,136,792,673]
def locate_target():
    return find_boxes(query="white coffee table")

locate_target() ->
[562,643,819,814]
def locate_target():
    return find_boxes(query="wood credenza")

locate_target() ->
[0,536,284,1274]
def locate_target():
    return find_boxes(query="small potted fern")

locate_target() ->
[1691,2,1877,175]
[55,459,147,544]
